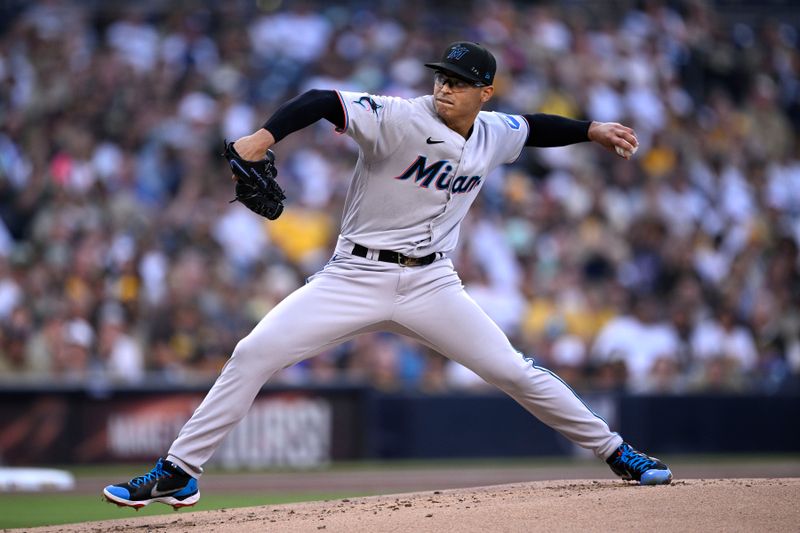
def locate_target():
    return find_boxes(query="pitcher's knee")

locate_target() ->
[231,336,257,361]
[481,366,530,393]
[230,334,288,375]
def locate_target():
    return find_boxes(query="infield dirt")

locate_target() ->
[22,477,800,533]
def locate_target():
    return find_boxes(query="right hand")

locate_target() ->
[232,128,276,163]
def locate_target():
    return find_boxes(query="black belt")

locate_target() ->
[352,244,437,267]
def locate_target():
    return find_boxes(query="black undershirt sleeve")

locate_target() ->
[262,89,345,142]
[523,113,592,147]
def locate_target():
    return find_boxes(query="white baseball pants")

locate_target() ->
[167,243,622,476]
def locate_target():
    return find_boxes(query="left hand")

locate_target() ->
[588,121,638,159]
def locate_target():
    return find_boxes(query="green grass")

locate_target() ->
[0,491,371,529]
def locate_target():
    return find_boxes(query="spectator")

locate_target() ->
[97,305,145,383]
[691,304,758,375]
[53,318,94,381]
[593,294,680,391]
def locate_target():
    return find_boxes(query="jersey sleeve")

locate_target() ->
[488,112,530,165]
[336,91,409,160]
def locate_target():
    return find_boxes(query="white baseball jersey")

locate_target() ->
[335,91,530,256]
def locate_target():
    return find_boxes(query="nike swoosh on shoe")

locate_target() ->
[150,485,183,498]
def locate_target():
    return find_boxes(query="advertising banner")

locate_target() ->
[0,387,367,467]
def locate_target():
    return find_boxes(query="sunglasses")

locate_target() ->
[434,72,486,91]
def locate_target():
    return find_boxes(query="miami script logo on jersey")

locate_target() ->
[353,96,382,115]
[394,155,482,194]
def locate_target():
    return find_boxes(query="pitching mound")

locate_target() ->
[27,478,799,532]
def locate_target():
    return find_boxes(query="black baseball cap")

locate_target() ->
[424,41,496,86]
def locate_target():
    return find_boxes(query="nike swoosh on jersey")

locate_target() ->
[426,137,444,144]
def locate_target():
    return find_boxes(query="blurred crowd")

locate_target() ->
[1,0,799,394]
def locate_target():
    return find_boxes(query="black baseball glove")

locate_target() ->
[224,140,286,220]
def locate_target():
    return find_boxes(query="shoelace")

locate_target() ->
[617,446,656,473]
[130,459,172,487]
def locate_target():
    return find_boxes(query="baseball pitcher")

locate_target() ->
[104,42,671,510]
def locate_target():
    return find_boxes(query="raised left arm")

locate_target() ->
[524,113,638,159]
[587,121,638,159]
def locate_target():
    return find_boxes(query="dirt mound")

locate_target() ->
[24,478,799,533]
